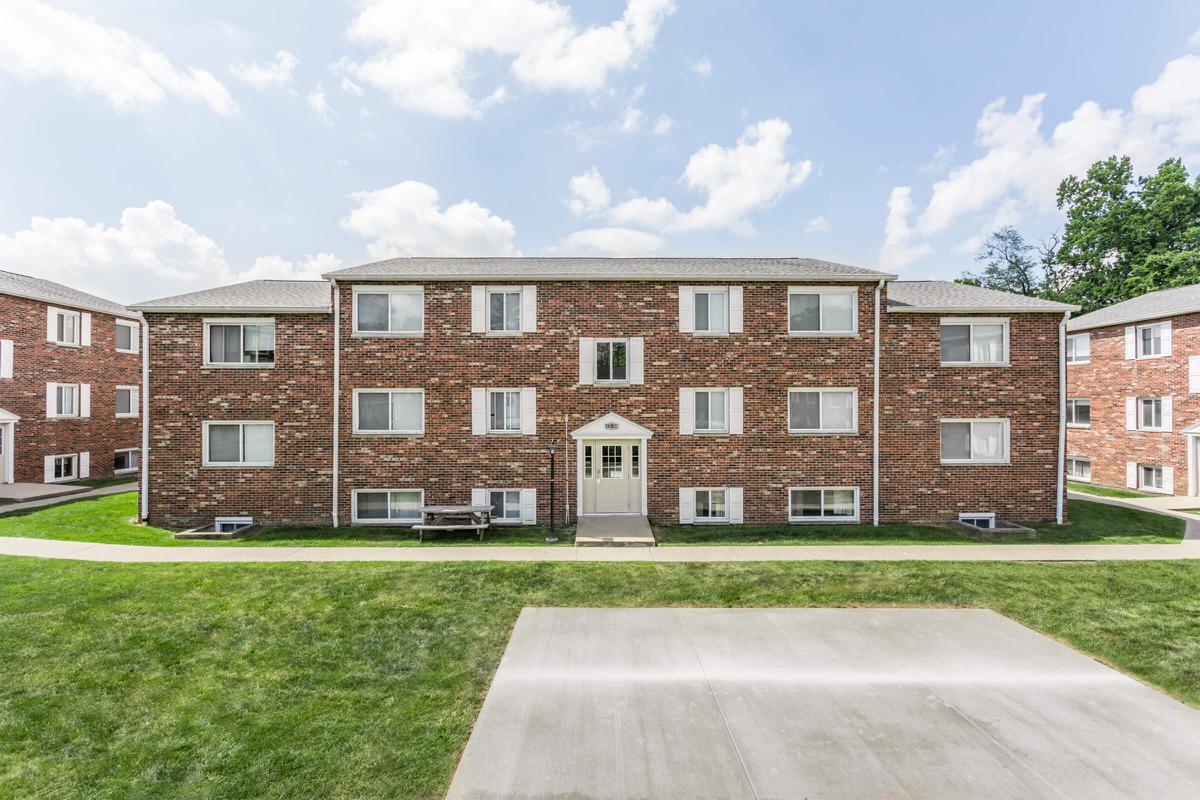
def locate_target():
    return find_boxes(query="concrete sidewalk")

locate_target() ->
[1,535,1198,563]
[0,484,136,516]
[1067,490,1200,540]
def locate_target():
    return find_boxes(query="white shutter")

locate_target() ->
[728,286,744,333]
[471,488,487,507]
[0,339,12,379]
[520,488,537,525]
[1163,395,1173,431]
[629,337,645,385]
[727,487,744,523]
[678,488,695,524]
[470,286,486,333]
[1125,397,1137,430]
[46,309,56,342]
[1164,466,1176,495]
[43,455,54,483]
[1124,326,1136,359]
[678,287,694,333]
[1162,321,1173,356]
[521,286,537,333]
[578,337,595,385]
[46,382,55,418]
[520,388,537,435]
[80,313,92,346]
[79,452,90,479]
[79,384,91,418]
[728,387,744,434]
[679,388,695,435]
[1190,356,1200,393]
[1126,461,1138,488]
[471,388,487,435]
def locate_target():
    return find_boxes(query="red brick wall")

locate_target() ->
[880,311,1065,523]
[1066,314,1196,494]
[143,313,333,529]
[0,293,141,483]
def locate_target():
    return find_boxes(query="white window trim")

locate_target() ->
[959,512,996,528]
[939,418,1011,465]
[787,286,859,336]
[692,487,730,524]
[115,385,139,418]
[1137,396,1168,432]
[215,516,254,532]
[201,421,276,468]
[787,387,859,435]
[48,382,80,419]
[1065,397,1091,429]
[351,285,425,337]
[202,318,276,368]
[49,307,81,348]
[1138,464,1167,493]
[1066,456,1091,482]
[484,286,524,336]
[484,488,524,525]
[487,388,524,435]
[788,486,861,524]
[351,388,425,435]
[115,319,140,354]
[47,453,78,483]
[939,317,1010,366]
[594,338,631,385]
[114,447,139,474]
[692,387,730,434]
[691,287,730,336]
[1066,333,1091,365]
[1135,322,1168,359]
[351,488,425,525]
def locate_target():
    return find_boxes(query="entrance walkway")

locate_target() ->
[1067,490,1200,540]
[0,483,85,503]
[0,483,134,515]
[575,514,656,546]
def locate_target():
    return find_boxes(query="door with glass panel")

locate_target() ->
[581,439,642,513]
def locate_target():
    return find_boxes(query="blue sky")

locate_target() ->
[1,0,1199,303]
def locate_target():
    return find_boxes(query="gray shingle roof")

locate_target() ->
[1067,284,1200,331]
[324,257,896,282]
[130,280,332,313]
[0,269,135,318]
[887,281,1078,313]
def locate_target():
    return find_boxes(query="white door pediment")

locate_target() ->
[571,412,653,440]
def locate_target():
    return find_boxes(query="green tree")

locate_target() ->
[962,226,1043,295]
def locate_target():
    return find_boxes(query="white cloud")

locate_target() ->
[344,0,676,118]
[878,187,932,269]
[804,215,831,234]
[691,56,712,76]
[340,181,518,258]
[652,113,675,135]
[567,168,612,216]
[0,201,331,303]
[884,54,1200,267]
[230,50,299,90]
[557,227,665,256]
[1190,26,1200,46]
[572,118,812,235]
[618,104,644,132]
[0,0,237,115]
[307,83,332,121]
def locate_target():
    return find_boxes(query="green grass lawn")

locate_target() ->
[1067,481,1153,499]
[71,475,139,489]
[0,557,1197,799]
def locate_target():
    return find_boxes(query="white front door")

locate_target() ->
[0,424,7,484]
[582,439,642,514]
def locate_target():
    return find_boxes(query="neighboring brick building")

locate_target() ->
[0,270,143,485]
[132,258,1074,530]
[1066,284,1200,495]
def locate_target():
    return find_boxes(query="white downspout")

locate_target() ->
[139,312,150,522]
[331,282,341,527]
[873,279,882,526]
[1056,311,1067,524]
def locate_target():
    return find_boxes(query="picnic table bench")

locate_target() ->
[413,505,492,541]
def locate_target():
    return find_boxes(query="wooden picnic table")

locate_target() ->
[414,504,492,541]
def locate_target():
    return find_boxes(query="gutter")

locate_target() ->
[873,279,882,526]
[331,282,341,527]
[139,313,150,522]
[1057,311,1068,524]
[320,273,900,284]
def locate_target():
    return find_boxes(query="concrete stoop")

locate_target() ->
[574,515,657,547]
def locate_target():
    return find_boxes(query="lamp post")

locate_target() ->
[545,441,558,543]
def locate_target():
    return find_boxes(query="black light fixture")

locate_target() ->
[545,441,559,543]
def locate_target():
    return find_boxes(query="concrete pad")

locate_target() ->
[0,482,84,502]
[447,608,1200,800]
[575,514,656,546]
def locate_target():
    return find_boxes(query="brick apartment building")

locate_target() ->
[1066,284,1200,495]
[131,258,1075,530]
[0,271,143,485]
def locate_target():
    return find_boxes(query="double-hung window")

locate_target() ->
[489,390,522,433]
[694,389,728,433]
[51,384,78,418]
[1066,456,1091,481]
[1137,323,1166,358]
[595,339,628,383]
[205,320,275,365]
[694,488,727,522]
[1066,398,1091,428]
[789,487,859,523]
[1139,397,1164,430]
[355,389,424,434]
[788,388,857,433]
[1066,333,1090,364]
[353,489,423,524]
[788,287,856,334]
[50,308,80,346]
[487,288,522,333]
[114,448,139,473]
[116,320,139,353]
[940,419,1010,464]
[354,287,423,335]
[116,386,138,418]
[203,422,275,467]
[940,319,1008,365]
[693,289,728,334]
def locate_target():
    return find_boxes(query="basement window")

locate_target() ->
[214,516,253,534]
[958,512,996,529]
